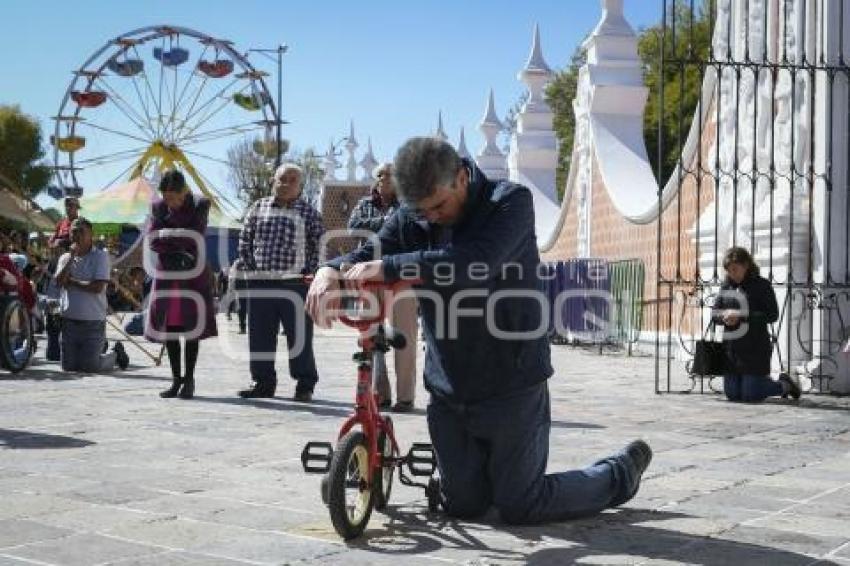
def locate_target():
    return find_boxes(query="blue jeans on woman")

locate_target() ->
[723,374,783,403]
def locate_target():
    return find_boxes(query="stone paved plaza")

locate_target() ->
[1,315,849,565]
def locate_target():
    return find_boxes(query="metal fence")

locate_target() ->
[654,0,850,394]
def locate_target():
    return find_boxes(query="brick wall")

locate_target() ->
[320,182,371,260]
[541,111,718,333]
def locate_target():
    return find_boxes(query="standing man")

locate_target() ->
[49,197,81,251]
[55,217,129,373]
[307,138,651,524]
[347,162,418,412]
[238,163,324,401]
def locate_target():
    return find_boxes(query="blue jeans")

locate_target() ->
[723,374,783,403]
[427,382,638,524]
[247,281,318,392]
[60,319,116,373]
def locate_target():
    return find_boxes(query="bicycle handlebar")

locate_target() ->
[336,279,420,330]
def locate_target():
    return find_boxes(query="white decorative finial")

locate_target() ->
[359,138,378,182]
[592,0,634,37]
[323,138,338,181]
[435,110,448,141]
[345,120,359,182]
[476,89,507,179]
[481,89,502,128]
[524,23,552,74]
[457,127,471,159]
[518,26,553,114]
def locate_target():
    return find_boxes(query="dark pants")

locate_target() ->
[237,297,248,330]
[427,382,633,524]
[724,374,783,402]
[60,319,116,373]
[247,281,318,393]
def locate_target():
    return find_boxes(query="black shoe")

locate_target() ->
[238,327,246,335]
[160,377,182,398]
[238,384,276,398]
[378,398,392,410]
[113,342,130,370]
[102,340,109,354]
[294,389,313,403]
[609,439,653,507]
[179,377,195,400]
[779,373,801,400]
[392,400,414,413]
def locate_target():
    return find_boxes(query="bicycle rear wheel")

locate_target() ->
[373,416,397,511]
[327,431,374,539]
[0,297,33,373]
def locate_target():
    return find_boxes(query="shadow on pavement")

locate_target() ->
[0,366,81,381]
[0,428,95,449]
[195,396,354,418]
[550,420,605,430]
[351,507,822,565]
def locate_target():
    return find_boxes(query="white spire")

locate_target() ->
[359,138,378,182]
[345,120,359,182]
[435,110,448,141]
[508,25,557,202]
[523,23,552,75]
[323,138,338,182]
[457,127,471,159]
[476,89,507,180]
[481,89,502,128]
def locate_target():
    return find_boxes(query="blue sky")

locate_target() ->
[0,1,660,209]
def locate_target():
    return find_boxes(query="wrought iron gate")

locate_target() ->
[654,0,850,394]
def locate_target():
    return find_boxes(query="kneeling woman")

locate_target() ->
[145,170,217,399]
[714,247,800,402]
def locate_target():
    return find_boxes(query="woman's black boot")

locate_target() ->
[178,377,195,400]
[160,377,182,398]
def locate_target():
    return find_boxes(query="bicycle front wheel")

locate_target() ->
[327,431,374,539]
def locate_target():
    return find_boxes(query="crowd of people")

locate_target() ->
[9,135,828,526]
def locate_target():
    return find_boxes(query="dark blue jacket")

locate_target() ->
[712,274,778,376]
[326,161,553,403]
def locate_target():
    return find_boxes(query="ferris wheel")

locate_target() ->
[51,24,279,212]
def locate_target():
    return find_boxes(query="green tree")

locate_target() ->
[227,137,275,207]
[545,1,711,193]
[640,0,712,184]
[0,105,51,198]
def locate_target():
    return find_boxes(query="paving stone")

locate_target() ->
[1,317,848,564]
[0,519,75,549]
[3,532,161,566]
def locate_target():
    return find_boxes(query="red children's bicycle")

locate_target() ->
[301,280,439,539]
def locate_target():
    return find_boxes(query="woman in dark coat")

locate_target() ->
[713,247,800,402]
[145,170,217,399]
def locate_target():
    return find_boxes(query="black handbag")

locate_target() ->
[691,321,728,376]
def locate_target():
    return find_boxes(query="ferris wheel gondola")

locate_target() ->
[51,24,280,215]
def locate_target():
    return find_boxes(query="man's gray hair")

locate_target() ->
[373,161,392,179]
[393,137,462,204]
[275,162,303,178]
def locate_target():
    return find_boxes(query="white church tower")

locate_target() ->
[345,120,359,182]
[456,127,471,160]
[508,24,558,203]
[476,89,508,180]
[359,138,378,182]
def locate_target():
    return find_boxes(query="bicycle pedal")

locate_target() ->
[406,442,437,477]
[301,441,333,473]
